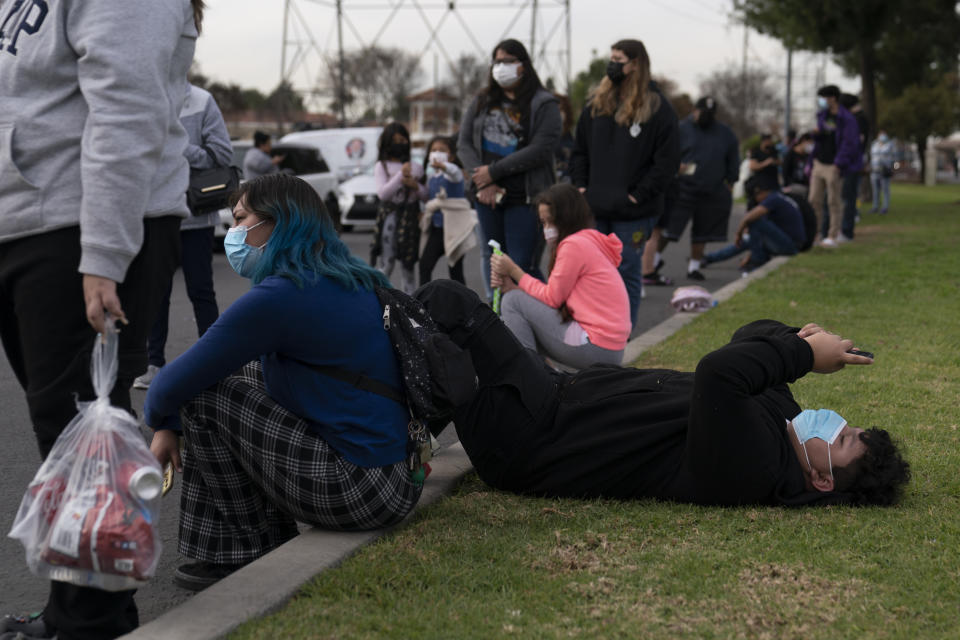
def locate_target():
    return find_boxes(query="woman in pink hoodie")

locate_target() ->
[490,184,631,369]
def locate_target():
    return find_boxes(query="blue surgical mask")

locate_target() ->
[224,220,268,279]
[817,96,828,110]
[791,409,847,486]
[878,133,889,143]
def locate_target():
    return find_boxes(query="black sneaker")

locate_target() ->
[642,272,673,286]
[687,269,705,281]
[0,612,53,639]
[174,561,245,592]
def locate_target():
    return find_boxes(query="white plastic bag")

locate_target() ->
[8,317,162,591]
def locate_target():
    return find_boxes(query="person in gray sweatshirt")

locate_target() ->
[134,84,232,390]
[0,1,201,638]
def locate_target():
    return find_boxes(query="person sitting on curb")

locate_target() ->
[703,175,807,273]
[490,184,631,370]
[145,175,422,591]
[415,280,910,506]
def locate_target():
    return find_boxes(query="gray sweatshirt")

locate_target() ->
[0,0,197,282]
[180,84,233,230]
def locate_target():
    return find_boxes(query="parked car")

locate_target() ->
[280,127,382,183]
[337,163,379,231]
[215,140,341,239]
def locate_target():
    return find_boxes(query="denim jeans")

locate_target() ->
[744,217,798,267]
[841,172,861,239]
[704,241,747,265]
[147,226,220,367]
[595,216,656,328]
[871,172,891,211]
[476,201,542,301]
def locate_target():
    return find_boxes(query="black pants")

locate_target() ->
[147,226,219,367]
[0,217,181,640]
[418,225,465,286]
[415,280,559,491]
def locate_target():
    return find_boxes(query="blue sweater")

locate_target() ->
[143,276,409,467]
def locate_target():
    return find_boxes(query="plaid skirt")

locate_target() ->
[178,361,421,564]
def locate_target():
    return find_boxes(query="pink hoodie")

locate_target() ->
[518,229,631,350]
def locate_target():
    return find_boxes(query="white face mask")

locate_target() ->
[492,62,522,88]
[429,151,448,166]
[543,226,558,243]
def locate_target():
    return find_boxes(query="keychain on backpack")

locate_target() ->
[489,239,503,314]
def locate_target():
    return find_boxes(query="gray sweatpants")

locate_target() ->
[501,289,624,370]
[375,211,417,294]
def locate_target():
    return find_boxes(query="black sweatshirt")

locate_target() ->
[570,86,680,221]
[456,317,846,507]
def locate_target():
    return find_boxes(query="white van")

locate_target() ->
[280,127,383,183]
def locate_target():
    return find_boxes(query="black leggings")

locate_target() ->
[419,225,465,286]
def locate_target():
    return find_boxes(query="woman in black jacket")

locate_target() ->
[571,39,679,328]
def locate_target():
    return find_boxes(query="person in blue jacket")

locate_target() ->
[145,174,422,592]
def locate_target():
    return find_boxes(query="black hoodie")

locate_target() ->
[570,84,680,221]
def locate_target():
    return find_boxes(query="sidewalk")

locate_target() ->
[122,256,788,640]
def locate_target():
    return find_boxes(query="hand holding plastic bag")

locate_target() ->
[8,317,163,591]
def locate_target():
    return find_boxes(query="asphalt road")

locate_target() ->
[0,206,746,622]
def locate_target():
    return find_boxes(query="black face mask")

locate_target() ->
[606,60,626,84]
[387,142,410,160]
[696,111,714,129]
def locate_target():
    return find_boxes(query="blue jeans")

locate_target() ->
[147,226,220,367]
[595,217,656,328]
[704,242,747,265]
[841,172,861,239]
[477,201,542,301]
[871,172,890,211]
[744,217,798,268]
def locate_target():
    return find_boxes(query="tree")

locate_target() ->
[653,75,694,120]
[328,46,423,122]
[734,0,960,133]
[442,53,488,123]
[879,74,960,181]
[699,65,782,142]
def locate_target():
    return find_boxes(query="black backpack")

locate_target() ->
[783,191,817,252]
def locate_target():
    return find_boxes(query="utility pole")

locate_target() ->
[530,0,537,65]
[784,48,793,139]
[336,0,346,127]
[741,24,749,126]
[564,0,571,93]
[433,53,439,134]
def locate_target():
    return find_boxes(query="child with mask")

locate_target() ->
[371,123,426,294]
[418,135,475,285]
[144,174,422,592]
[489,184,630,370]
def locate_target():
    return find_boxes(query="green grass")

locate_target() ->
[231,184,960,639]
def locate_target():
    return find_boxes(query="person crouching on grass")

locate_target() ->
[415,279,910,507]
[145,174,422,591]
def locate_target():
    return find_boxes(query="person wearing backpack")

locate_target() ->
[490,184,630,369]
[144,174,422,592]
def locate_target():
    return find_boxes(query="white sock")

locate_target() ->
[689,259,701,272]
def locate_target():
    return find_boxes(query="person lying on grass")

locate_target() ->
[417,280,910,506]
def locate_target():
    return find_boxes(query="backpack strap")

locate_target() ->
[294,359,405,406]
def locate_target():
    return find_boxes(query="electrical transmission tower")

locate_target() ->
[279,0,572,124]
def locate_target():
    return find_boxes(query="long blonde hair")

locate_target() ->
[589,39,660,127]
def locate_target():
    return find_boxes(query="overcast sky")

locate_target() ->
[194,0,855,122]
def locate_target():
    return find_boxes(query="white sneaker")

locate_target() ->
[133,364,161,390]
[820,238,839,249]
[836,234,852,245]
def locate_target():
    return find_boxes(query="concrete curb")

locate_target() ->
[121,443,473,640]
[622,256,789,365]
[122,255,788,639]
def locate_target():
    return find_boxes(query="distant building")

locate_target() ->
[407,88,458,143]
[222,110,340,141]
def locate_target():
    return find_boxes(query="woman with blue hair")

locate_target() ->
[144,174,421,591]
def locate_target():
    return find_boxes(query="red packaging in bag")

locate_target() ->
[40,461,161,581]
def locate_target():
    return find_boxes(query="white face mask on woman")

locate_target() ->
[492,62,522,88]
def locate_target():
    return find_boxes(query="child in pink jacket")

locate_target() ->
[490,184,630,369]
